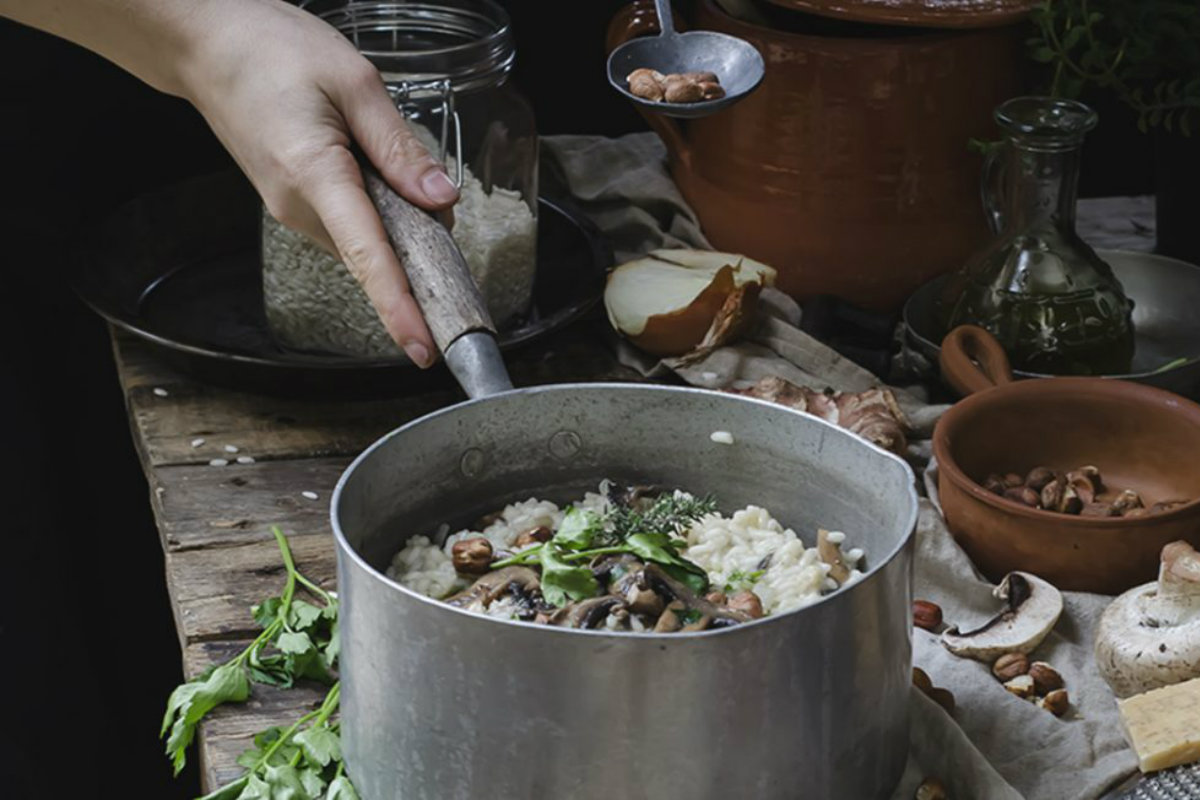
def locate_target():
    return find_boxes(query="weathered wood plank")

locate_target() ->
[167,532,337,645]
[183,640,330,791]
[112,321,641,469]
[150,457,347,551]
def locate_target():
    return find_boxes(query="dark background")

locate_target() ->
[0,1,1155,797]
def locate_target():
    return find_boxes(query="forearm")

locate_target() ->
[0,0,235,97]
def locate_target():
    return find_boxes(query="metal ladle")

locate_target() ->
[606,0,764,119]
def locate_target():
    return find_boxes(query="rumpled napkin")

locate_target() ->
[543,132,1139,799]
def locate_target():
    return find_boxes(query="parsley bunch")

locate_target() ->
[199,682,358,800]
[161,527,355,799]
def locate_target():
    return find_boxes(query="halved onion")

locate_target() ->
[604,250,776,357]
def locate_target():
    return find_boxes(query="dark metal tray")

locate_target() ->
[70,171,611,397]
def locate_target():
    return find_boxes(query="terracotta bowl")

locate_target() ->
[932,325,1200,594]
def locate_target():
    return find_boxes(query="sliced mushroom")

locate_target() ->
[592,553,644,594]
[445,566,541,610]
[555,596,626,629]
[941,571,1063,661]
[1095,540,1200,698]
[818,528,850,583]
[642,563,750,625]
[625,583,665,617]
[655,600,685,632]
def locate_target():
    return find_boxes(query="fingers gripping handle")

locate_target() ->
[362,167,495,354]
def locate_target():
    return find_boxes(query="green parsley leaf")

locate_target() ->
[298,766,328,797]
[327,776,362,800]
[251,597,281,629]
[539,545,599,607]
[162,661,250,775]
[294,726,341,767]
[288,600,324,631]
[276,631,314,656]
[723,569,765,593]
[262,764,308,799]
[552,507,603,550]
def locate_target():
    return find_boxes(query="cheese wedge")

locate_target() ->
[1118,677,1200,772]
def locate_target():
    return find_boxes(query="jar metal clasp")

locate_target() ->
[387,78,464,190]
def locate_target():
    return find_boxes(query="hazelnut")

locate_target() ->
[1077,465,1104,493]
[1003,473,1025,488]
[1003,674,1036,699]
[681,70,719,83]
[1004,486,1041,508]
[992,652,1030,682]
[983,474,1007,495]
[1037,688,1070,717]
[514,525,553,547]
[1040,479,1064,511]
[728,590,764,619]
[1058,484,1083,515]
[626,68,666,101]
[450,537,494,574]
[1065,469,1098,504]
[1111,489,1144,515]
[915,777,949,800]
[912,667,933,694]
[928,687,955,715]
[663,74,705,103]
[697,81,726,100]
[913,600,943,631]
[1025,466,1057,492]
[705,590,728,605]
[1028,662,1064,694]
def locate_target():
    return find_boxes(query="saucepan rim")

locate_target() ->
[331,382,919,639]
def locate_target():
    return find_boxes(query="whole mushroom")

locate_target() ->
[941,572,1064,662]
[1095,540,1200,698]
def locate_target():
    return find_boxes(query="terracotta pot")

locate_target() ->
[607,0,1024,311]
[932,325,1200,594]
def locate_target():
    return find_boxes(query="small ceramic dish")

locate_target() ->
[932,325,1200,594]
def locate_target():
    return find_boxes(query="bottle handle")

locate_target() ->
[980,142,1008,235]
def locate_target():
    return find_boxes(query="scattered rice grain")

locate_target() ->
[825,530,846,545]
[190,438,205,448]
[208,458,229,467]
[302,491,319,500]
[236,456,256,464]
[153,387,169,397]
[710,430,735,445]
[224,444,239,454]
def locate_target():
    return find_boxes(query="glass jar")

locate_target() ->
[940,97,1134,376]
[262,0,538,358]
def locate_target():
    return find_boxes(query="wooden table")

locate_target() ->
[112,196,1156,794]
[111,318,639,791]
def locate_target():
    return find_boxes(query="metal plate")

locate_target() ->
[1105,763,1200,800]
[902,249,1200,400]
[70,171,611,397]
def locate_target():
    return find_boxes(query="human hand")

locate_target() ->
[179,0,457,367]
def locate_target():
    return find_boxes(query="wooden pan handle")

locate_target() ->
[940,324,1016,396]
[361,166,495,355]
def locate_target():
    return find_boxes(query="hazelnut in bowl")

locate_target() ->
[932,325,1200,594]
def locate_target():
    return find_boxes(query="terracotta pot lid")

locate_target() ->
[754,0,1035,29]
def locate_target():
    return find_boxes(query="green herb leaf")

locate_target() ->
[252,598,282,629]
[237,774,273,799]
[162,662,251,775]
[327,776,362,800]
[288,601,324,631]
[196,775,249,800]
[539,545,599,607]
[723,569,765,593]
[294,726,341,768]
[261,764,308,799]
[663,563,709,595]
[624,532,677,564]
[297,766,327,797]
[276,631,314,656]
[553,507,603,550]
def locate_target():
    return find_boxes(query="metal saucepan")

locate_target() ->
[331,172,919,799]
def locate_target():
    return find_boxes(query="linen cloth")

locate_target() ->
[541,132,1139,800]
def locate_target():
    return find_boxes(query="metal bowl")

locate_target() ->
[904,249,1200,399]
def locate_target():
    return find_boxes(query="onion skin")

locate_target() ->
[604,252,775,357]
